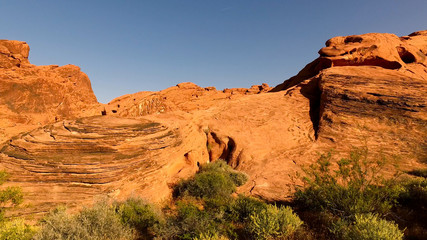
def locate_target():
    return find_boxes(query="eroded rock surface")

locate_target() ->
[0,40,99,144]
[104,82,272,117]
[1,116,208,216]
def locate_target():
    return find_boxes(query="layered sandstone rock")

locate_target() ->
[1,116,208,216]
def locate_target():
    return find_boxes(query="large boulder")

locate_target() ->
[0,40,31,68]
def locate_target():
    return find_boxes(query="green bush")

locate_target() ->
[188,171,236,199]
[175,160,248,200]
[193,232,229,240]
[0,171,23,221]
[294,148,401,219]
[34,202,134,240]
[230,195,267,223]
[198,161,248,187]
[155,200,220,240]
[345,213,403,240]
[157,161,250,239]
[0,218,36,240]
[115,197,162,238]
[247,205,303,240]
[398,177,427,207]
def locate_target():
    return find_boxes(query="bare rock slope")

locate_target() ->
[0,31,426,214]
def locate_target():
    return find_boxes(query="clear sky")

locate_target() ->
[1,1,426,103]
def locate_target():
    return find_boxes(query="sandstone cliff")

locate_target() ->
[0,40,99,144]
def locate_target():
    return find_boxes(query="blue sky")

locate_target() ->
[1,1,426,103]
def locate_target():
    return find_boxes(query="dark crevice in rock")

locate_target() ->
[344,36,363,44]
[299,77,322,139]
[205,130,241,168]
[397,46,416,64]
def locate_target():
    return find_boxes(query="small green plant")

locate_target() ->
[247,205,303,240]
[397,177,427,209]
[193,232,229,240]
[345,213,404,240]
[0,218,37,240]
[294,147,401,219]
[230,195,267,223]
[0,170,33,239]
[0,170,23,221]
[155,200,220,240]
[115,197,162,239]
[174,160,248,200]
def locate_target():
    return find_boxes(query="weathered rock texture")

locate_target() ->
[1,31,426,215]
[0,40,99,144]
[104,82,271,117]
[1,116,208,216]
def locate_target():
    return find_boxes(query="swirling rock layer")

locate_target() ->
[0,116,207,216]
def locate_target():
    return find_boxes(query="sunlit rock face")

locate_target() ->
[0,40,100,145]
[273,31,427,92]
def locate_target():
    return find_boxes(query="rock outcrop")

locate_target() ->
[0,40,99,144]
[272,31,427,91]
[103,82,271,117]
[272,31,426,158]
[0,40,31,68]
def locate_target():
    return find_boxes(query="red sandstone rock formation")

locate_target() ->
[0,40,99,144]
[0,31,426,215]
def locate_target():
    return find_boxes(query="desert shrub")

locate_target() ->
[230,195,267,223]
[0,171,23,221]
[34,202,134,240]
[115,197,162,239]
[193,232,230,240]
[247,205,303,240]
[155,200,221,240]
[393,177,427,239]
[174,160,248,200]
[0,171,31,239]
[294,148,401,219]
[187,171,235,199]
[0,218,36,240]
[159,161,250,239]
[398,177,427,207]
[343,213,403,240]
[198,160,248,187]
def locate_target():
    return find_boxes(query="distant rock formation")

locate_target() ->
[104,81,271,117]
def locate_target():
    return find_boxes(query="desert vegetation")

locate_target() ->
[0,170,36,240]
[1,149,426,239]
